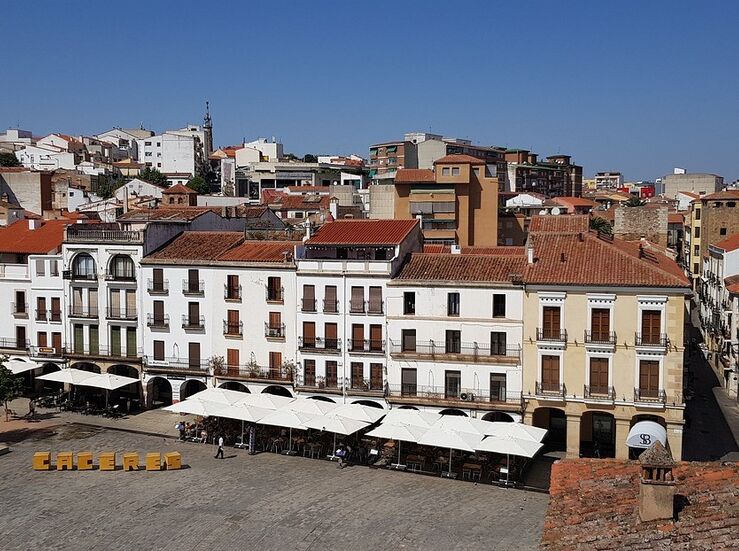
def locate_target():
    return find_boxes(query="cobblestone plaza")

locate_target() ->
[0,425,549,550]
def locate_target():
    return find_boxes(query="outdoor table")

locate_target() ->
[303,443,321,459]
[406,454,426,472]
[462,463,482,481]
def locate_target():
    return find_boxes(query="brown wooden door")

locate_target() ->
[641,311,661,344]
[226,349,239,376]
[227,310,240,334]
[51,297,61,321]
[188,302,199,325]
[37,297,46,321]
[639,360,660,397]
[326,361,338,387]
[153,301,164,323]
[269,352,282,377]
[324,285,337,312]
[589,357,609,393]
[368,286,382,314]
[541,355,560,390]
[37,332,47,348]
[370,363,383,390]
[188,342,200,369]
[351,362,364,388]
[302,285,315,311]
[153,268,163,291]
[303,360,315,386]
[153,340,165,361]
[369,324,382,351]
[51,332,62,354]
[543,307,561,339]
[401,368,417,396]
[188,269,199,292]
[350,286,364,313]
[325,323,337,349]
[227,274,239,299]
[352,324,364,351]
[591,308,610,341]
[302,322,315,347]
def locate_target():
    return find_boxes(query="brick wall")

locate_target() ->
[614,205,668,247]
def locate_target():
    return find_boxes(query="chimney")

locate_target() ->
[451,244,461,254]
[638,441,677,522]
[329,197,339,220]
[527,245,534,265]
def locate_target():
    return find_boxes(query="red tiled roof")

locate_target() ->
[528,215,590,233]
[117,207,214,222]
[0,167,31,173]
[218,240,294,262]
[713,233,739,252]
[701,189,739,201]
[542,459,739,551]
[526,232,690,288]
[551,196,596,209]
[162,183,196,194]
[434,154,485,165]
[269,194,329,210]
[395,169,436,183]
[146,232,244,261]
[0,219,69,254]
[287,186,330,193]
[422,244,526,255]
[306,219,419,246]
[724,275,739,294]
[668,212,685,224]
[679,191,700,199]
[395,253,527,284]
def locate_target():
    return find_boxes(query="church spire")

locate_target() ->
[203,100,212,129]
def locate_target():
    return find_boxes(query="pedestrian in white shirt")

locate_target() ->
[214,435,224,459]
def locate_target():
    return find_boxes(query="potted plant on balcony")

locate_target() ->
[281,361,297,382]
[208,355,224,377]
[246,359,260,378]
[316,376,326,389]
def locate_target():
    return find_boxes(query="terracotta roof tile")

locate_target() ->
[287,186,330,193]
[713,233,739,252]
[269,194,329,210]
[526,232,690,288]
[396,253,527,284]
[668,212,685,224]
[551,196,596,209]
[395,169,436,183]
[528,215,590,234]
[306,219,419,246]
[218,240,295,262]
[724,275,739,294]
[0,219,69,254]
[434,154,485,165]
[541,459,739,551]
[117,207,214,222]
[422,244,526,255]
[701,189,739,200]
[162,183,196,194]
[146,232,244,261]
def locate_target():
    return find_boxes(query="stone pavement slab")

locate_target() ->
[0,425,549,551]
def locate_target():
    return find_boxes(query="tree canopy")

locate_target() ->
[138,166,168,187]
[624,196,646,207]
[589,216,613,235]
[0,361,24,421]
[303,154,318,163]
[0,152,21,167]
[186,175,210,195]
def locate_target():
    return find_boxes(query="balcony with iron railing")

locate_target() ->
[266,286,284,303]
[66,226,144,244]
[213,364,294,383]
[389,340,520,364]
[0,337,30,350]
[301,298,317,312]
[584,330,616,346]
[534,381,566,399]
[348,338,386,354]
[143,355,209,374]
[348,300,385,315]
[182,314,205,330]
[265,322,285,339]
[146,313,170,329]
[11,302,28,318]
[323,299,339,313]
[634,333,668,350]
[67,271,97,281]
[295,375,343,391]
[224,284,242,301]
[104,272,136,283]
[349,377,385,393]
[223,320,243,337]
[634,388,667,404]
[106,307,137,320]
[68,306,99,318]
[536,328,568,343]
[298,336,341,353]
[387,384,522,409]
[584,385,616,402]
[64,344,143,361]
[28,344,64,358]
[147,279,169,295]
[182,279,205,296]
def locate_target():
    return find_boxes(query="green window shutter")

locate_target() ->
[89,325,99,355]
[74,324,84,354]
[110,326,120,356]
[126,328,137,357]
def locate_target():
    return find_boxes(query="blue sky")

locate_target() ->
[2,1,738,182]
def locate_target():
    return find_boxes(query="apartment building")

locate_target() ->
[294,219,423,409]
[368,140,405,181]
[503,150,583,197]
[521,231,690,460]
[594,172,623,189]
[659,172,723,200]
[140,233,298,406]
[393,155,499,246]
[684,190,739,288]
[386,250,526,420]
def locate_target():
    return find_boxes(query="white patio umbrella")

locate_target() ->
[257,409,316,454]
[77,372,139,408]
[626,421,667,449]
[475,435,543,484]
[285,398,338,416]
[432,415,487,436]
[365,422,427,467]
[164,399,233,418]
[383,408,438,428]
[418,427,480,477]
[5,357,40,375]
[304,414,370,460]
[234,393,294,411]
[38,368,96,385]
[330,403,386,424]
[477,421,547,443]
[187,387,251,406]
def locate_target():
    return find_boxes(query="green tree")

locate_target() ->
[624,196,646,207]
[303,154,318,163]
[0,361,24,421]
[186,175,210,195]
[139,166,168,187]
[589,216,613,235]
[0,152,21,167]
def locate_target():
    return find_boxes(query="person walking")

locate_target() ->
[248,424,256,455]
[27,398,35,420]
[214,435,225,459]
[336,444,346,469]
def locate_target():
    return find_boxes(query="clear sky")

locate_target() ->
[2,1,738,182]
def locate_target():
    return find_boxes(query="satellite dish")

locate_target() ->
[538,209,547,215]
[551,207,561,216]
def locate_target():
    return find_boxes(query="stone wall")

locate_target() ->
[614,205,668,247]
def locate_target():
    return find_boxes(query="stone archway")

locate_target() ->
[439,408,468,417]
[262,385,293,398]
[532,407,567,452]
[580,411,616,458]
[481,411,516,423]
[307,395,336,403]
[146,377,172,408]
[398,405,419,410]
[70,362,101,373]
[180,379,207,400]
[352,399,384,409]
[218,381,250,393]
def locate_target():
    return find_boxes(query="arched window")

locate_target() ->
[72,253,96,279]
[109,255,135,281]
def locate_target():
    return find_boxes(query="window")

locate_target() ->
[110,326,121,356]
[638,360,660,397]
[50,297,61,321]
[37,331,47,348]
[226,274,240,300]
[144,141,151,146]
[401,329,416,352]
[589,358,609,394]
[153,340,165,361]
[490,374,507,402]
[268,312,282,337]
[226,349,239,375]
[302,321,316,347]
[350,286,365,313]
[403,292,416,315]
[694,226,700,238]
[35,259,45,277]
[126,327,137,357]
[590,308,610,342]
[152,268,165,292]
[490,332,507,355]
[303,360,316,387]
[36,297,46,321]
[541,355,560,390]
[695,208,701,220]
[370,363,383,390]
[269,352,282,375]
[267,276,282,302]
[442,167,450,176]
[15,326,26,349]
[641,310,662,344]
[451,167,460,176]
[445,330,461,354]
[493,294,506,318]
[14,290,26,315]
[445,370,461,398]
[368,286,383,314]
[144,152,152,157]
[188,342,201,369]
[89,325,99,355]
[51,332,61,353]
[351,362,364,389]
[447,292,460,316]
[720,227,727,236]
[187,302,200,327]
[694,245,699,256]
[325,323,338,349]
[401,368,417,396]
[369,324,382,351]
[326,361,338,387]
[351,324,364,351]
[324,285,338,312]
[694,263,699,273]
[729,202,736,208]
[109,255,134,280]
[302,284,316,312]
[187,269,200,293]
[226,310,240,335]
[50,260,58,277]
[542,306,561,338]
[72,253,96,279]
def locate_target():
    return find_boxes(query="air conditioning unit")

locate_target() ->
[460,393,475,402]
[62,270,71,280]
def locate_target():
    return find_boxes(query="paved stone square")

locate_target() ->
[0,425,548,550]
